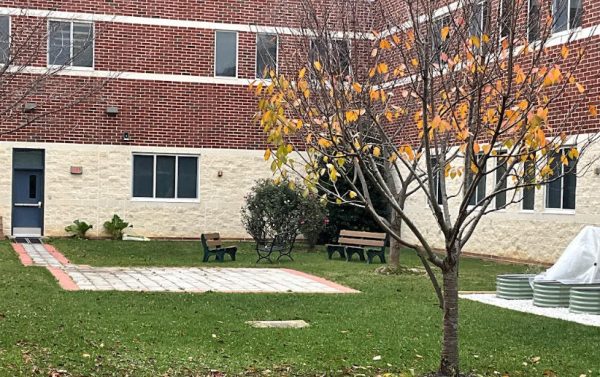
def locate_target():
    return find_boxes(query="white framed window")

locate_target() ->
[0,15,9,65]
[48,20,94,68]
[552,0,582,33]
[499,0,512,40]
[215,30,238,78]
[527,0,541,42]
[132,154,199,200]
[545,148,577,210]
[256,33,278,79]
[469,0,489,39]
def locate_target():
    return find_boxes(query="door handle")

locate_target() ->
[15,201,42,208]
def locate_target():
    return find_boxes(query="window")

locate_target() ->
[309,39,350,76]
[256,33,277,79]
[215,31,237,78]
[553,0,582,33]
[522,160,535,210]
[528,0,541,42]
[0,16,9,65]
[500,0,512,40]
[469,0,489,39]
[432,15,451,64]
[467,155,486,206]
[495,155,508,209]
[545,148,577,210]
[48,21,94,68]
[132,154,199,199]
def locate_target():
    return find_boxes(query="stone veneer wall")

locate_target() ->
[0,142,272,238]
[401,138,600,264]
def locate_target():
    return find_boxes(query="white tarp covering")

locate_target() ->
[534,226,600,284]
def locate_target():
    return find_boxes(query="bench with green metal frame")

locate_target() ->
[326,230,387,264]
[201,233,237,262]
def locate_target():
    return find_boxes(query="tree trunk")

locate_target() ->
[388,210,402,268]
[440,264,460,376]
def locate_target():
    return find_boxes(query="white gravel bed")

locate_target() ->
[460,293,600,327]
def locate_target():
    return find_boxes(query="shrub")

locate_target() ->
[64,220,93,239]
[241,179,327,248]
[103,214,129,240]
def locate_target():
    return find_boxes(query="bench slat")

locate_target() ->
[206,240,222,247]
[337,237,384,247]
[203,232,221,240]
[339,230,386,240]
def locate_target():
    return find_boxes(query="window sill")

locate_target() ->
[542,208,576,215]
[47,65,95,72]
[130,197,200,204]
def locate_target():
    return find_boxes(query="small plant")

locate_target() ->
[103,214,130,240]
[64,220,93,239]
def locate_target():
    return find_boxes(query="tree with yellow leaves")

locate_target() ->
[255,0,598,375]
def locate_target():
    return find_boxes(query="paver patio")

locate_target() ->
[11,242,358,294]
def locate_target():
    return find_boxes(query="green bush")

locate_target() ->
[103,214,129,240]
[64,220,93,239]
[241,179,327,247]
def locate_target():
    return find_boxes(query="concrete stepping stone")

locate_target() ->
[246,320,310,328]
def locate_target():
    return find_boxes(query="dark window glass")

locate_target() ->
[432,16,451,64]
[177,157,198,199]
[495,156,507,209]
[0,16,9,65]
[215,31,237,77]
[29,175,37,199]
[528,0,541,41]
[563,154,577,209]
[309,39,327,67]
[468,155,486,206]
[48,21,71,66]
[13,149,44,170]
[500,0,512,39]
[470,0,489,38]
[256,33,277,79]
[523,160,535,210]
[546,151,562,208]
[569,0,582,29]
[333,39,350,76]
[72,22,93,67]
[553,0,580,32]
[133,155,154,198]
[155,156,176,198]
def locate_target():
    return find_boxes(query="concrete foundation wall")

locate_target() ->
[0,142,272,238]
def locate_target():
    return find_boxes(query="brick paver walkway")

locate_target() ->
[11,242,358,294]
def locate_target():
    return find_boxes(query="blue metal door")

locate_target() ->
[12,150,44,236]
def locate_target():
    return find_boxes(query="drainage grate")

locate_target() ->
[13,237,43,244]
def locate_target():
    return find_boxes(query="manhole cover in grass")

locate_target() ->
[246,320,309,328]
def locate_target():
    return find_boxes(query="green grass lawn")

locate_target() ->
[0,239,598,376]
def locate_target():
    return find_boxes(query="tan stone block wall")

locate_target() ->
[0,142,272,238]
[400,138,600,264]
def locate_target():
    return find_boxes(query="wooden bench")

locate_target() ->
[326,230,387,264]
[201,233,237,262]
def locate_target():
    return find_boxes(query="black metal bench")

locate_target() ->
[256,232,296,263]
[326,230,387,264]
[201,233,237,262]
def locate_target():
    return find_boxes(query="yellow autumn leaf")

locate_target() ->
[298,67,306,79]
[349,191,358,199]
[377,62,389,74]
[441,26,450,41]
[590,104,598,117]
[318,138,332,148]
[352,82,362,93]
[561,45,569,59]
[264,148,272,161]
[470,36,480,49]
[379,39,391,49]
[373,146,381,157]
[313,61,322,71]
[576,82,585,94]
